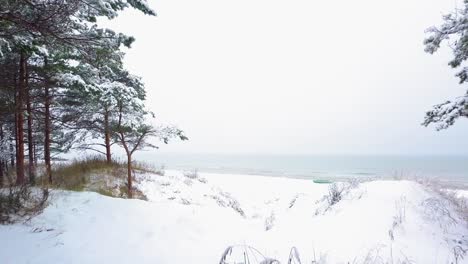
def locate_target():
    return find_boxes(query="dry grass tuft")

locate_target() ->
[47,156,147,200]
[51,156,124,191]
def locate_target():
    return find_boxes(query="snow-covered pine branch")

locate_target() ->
[422,96,468,130]
[423,3,468,129]
[154,125,189,144]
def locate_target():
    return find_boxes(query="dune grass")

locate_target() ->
[49,156,152,200]
[51,156,124,191]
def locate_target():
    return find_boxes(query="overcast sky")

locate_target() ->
[101,0,468,155]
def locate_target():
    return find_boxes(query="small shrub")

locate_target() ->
[0,184,49,224]
[210,192,245,217]
[393,196,407,227]
[180,198,191,205]
[327,183,344,206]
[265,211,275,231]
[421,197,457,230]
[117,185,147,200]
[439,189,468,225]
[96,188,115,197]
[289,195,299,208]
[119,185,128,197]
[453,245,467,264]
[347,178,360,188]
[159,181,171,186]
[416,179,468,226]
[183,178,193,186]
[198,177,208,184]
[183,169,198,179]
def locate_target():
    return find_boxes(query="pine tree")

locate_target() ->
[0,0,156,184]
[113,96,187,198]
[60,37,137,163]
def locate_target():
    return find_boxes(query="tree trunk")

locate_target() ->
[127,154,133,198]
[44,56,52,184]
[104,110,111,163]
[33,141,38,165]
[26,62,35,184]
[14,111,18,167]
[118,102,132,198]
[16,52,26,185]
[9,141,14,167]
[0,160,3,187]
[11,71,17,168]
[0,125,4,187]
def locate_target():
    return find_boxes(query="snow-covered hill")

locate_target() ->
[1,170,467,263]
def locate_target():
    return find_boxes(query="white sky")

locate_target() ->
[101,0,468,155]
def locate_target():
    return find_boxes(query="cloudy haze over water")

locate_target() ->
[101,0,468,155]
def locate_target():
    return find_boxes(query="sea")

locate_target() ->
[134,152,468,185]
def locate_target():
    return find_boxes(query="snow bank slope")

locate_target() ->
[1,191,250,264]
[0,171,467,264]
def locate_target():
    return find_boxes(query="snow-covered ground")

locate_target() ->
[1,170,467,263]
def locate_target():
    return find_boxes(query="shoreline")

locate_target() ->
[163,168,468,191]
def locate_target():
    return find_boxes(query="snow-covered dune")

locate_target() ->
[1,171,467,264]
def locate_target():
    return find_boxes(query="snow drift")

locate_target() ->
[0,170,467,263]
